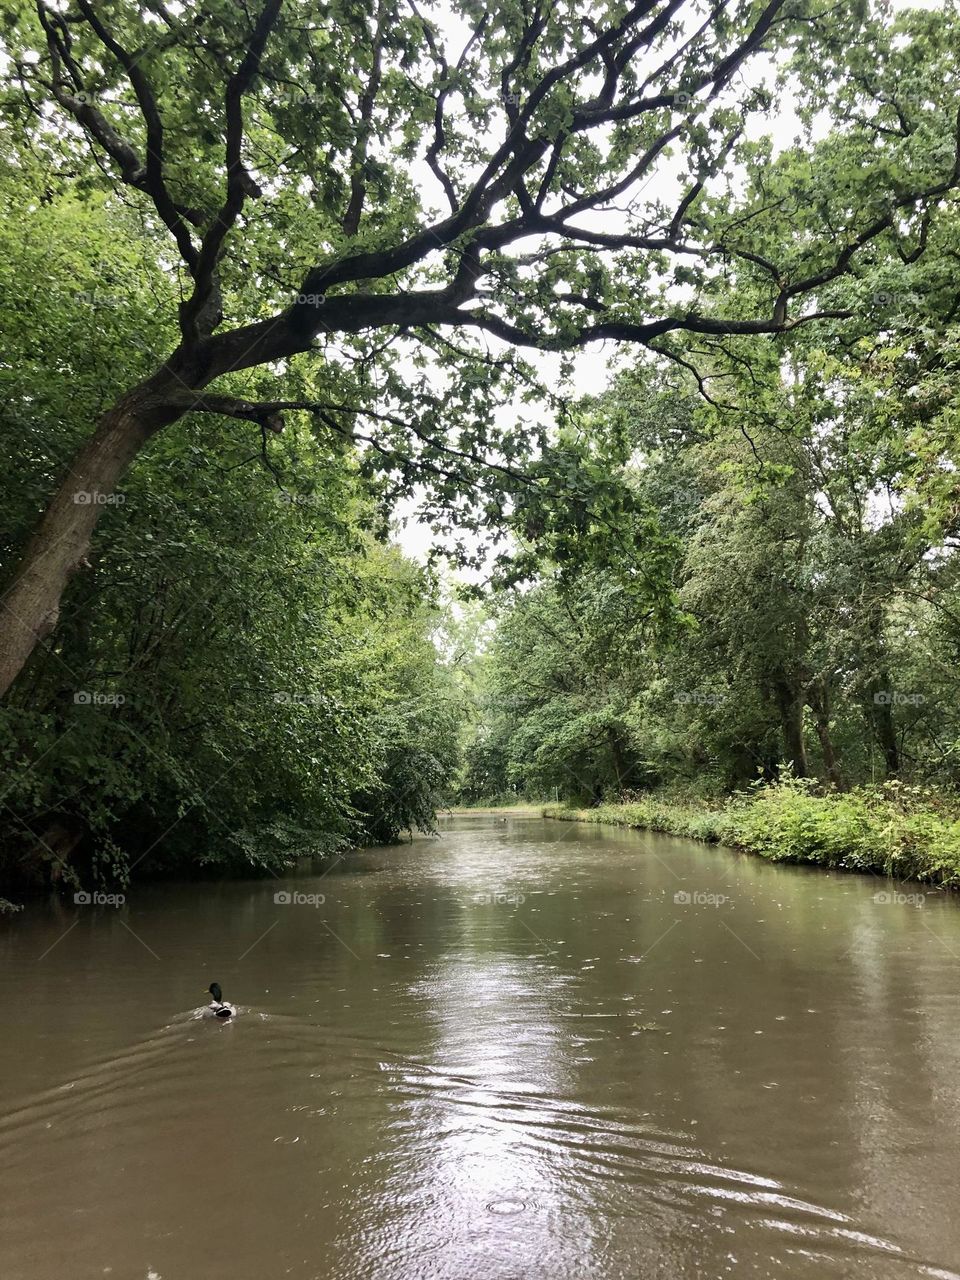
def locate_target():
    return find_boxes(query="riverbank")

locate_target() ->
[543,782,960,889]
[443,804,547,816]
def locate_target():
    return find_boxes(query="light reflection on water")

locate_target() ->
[1,813,960,1278]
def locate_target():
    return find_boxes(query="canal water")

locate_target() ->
[2,812,960,1279]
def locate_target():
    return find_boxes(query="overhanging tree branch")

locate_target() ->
[4,0,960,704]
[177,0,284,338]
[71,0,200,271]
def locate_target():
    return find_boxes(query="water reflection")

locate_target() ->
[1,815,960,1278]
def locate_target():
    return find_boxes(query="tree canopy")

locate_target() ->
[3,0,960,896]
[2,0,960,695]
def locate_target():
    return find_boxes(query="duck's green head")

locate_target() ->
[208,982,223,1004]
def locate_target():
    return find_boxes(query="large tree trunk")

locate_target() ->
[774,678,808,778]
[807,679,845,789]
[606,723,633,795]
[871,688,900,776]
[861,606,900,776]
[0,372,184,699]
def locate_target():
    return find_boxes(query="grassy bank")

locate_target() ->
[443,803,546,817]
[543,781,960,889]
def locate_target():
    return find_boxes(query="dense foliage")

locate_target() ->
[2,0,959,698]
[459,187,960,807]
[4,0,960,897]
[0,169,462,896]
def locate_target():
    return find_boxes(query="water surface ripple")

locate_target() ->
[2,813,959,1278]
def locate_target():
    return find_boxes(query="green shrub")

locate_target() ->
[544,780,960,890]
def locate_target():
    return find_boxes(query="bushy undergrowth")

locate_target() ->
[544,780,960,889]
[451,794,540,810]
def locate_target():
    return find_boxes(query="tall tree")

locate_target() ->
[1,0,958,694]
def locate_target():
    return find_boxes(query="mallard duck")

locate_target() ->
[207,981,236,1019]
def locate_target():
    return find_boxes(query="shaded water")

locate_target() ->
[2,813,960,1279]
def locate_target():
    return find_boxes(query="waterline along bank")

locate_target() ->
[544,781,960,890]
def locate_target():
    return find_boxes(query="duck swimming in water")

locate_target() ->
[207,982,236,1018]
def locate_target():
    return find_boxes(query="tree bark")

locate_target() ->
[807,679,845,789]
[774,678,808,777]
[0,372,185,698]
[871,689,900,776]
[861,606,900,776]
[606,723,633,795]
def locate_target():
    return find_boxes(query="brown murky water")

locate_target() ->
[2,813,960,1279]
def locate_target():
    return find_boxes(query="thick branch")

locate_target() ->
[72,0,199,271]
[36,3,204,231]
[181,0,284,339]
[342,1,388,237]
